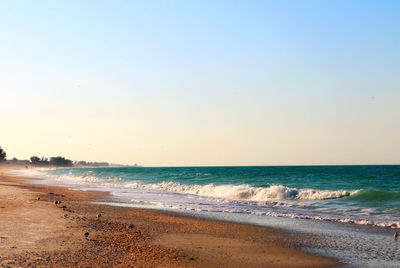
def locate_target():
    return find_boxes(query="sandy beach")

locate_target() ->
[0,166,340,267]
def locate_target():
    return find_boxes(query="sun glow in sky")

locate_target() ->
[1,0,399,166]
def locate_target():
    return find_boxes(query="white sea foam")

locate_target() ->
[9,169,359,201]
[123,181,360,201]
[10,168,121,184]
[10,168,399,229]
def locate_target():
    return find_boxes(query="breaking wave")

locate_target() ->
[9,168,400,229]
[11,169,359,201]
[123,182,360,201]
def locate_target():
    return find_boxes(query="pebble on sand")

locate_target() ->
[84,232,90,238]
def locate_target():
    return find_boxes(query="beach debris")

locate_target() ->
[84,232,90,238]
[113,232,124,236]
[55,200,60,205]
[394,231,398,240]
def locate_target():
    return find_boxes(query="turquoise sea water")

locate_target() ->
[15,165,400,267]
[26,165,400,228]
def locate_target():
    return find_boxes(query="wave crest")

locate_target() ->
[124,182,359,201]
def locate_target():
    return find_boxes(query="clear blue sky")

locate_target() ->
[1,0,399,166]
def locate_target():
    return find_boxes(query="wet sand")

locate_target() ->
[0,166,341,267]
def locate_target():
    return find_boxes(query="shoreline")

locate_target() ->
[0,166,341,267]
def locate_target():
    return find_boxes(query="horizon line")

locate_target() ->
[93,163,400,168]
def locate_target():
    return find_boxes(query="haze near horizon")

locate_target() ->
[1,0,399,166]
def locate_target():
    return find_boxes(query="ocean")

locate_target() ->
[14,165,400,267]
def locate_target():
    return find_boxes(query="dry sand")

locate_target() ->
[0,166,341,267]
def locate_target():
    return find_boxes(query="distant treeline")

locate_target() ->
[29,156,73,167]
[6,157,111,167]
[0,146,122,168]
[28,157,111,167]
[4,156,109,168]
[0,146,6,162]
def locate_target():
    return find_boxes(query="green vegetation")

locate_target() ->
[0,147,6,162]
[30,156,49,166]
[30,156,73,167]
[1,147,111,167]
[49,157,73,167]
